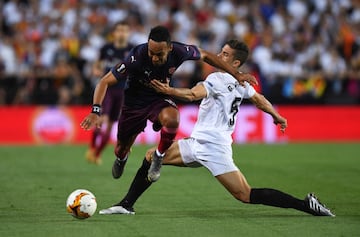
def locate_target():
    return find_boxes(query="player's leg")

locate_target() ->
[95,108,120,161]
[216,171,335,216]
[95,87,123,160]
[216,171,251,202]
[99,141,185,214]
[85,127,99,163]
[86,117,105,163]
[149,141,186,167]
[111,105,148,179]
[112,133,138,179]
[93,96,122,164]
[192,141,335,216]
[94,115,111,155]
[216,171,309,210]
[88,115,109,165]
[157,106,179,153]
[86,88,114,164]
[97,87,124,158]
[100,151,150,214]
[148,105,179,181]
[127,142,184,206]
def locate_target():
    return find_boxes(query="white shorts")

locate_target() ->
[178,137,239,176]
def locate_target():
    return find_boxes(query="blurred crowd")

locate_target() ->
[0,0,359,105]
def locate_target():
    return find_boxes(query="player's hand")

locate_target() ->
[235,72,258,87]
[273,116,287,134]
[80,113,101,130]
[150,79,171,94]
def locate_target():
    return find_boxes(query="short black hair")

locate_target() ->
[148,26,171,45]
[225,40,249,66]
[113,20,129,31]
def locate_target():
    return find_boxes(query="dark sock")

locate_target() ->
[250,188,310,213]
[118,158,152,208]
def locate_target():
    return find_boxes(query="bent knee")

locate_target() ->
[231,185,251,203]
[161,117,179,128]
[233,192,251,203]
[159,109,180,128]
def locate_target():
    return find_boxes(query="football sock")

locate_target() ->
[157,127,177,154]
[95,132,110,157]
[250,188,309,213]
[91,128,101,148]
[115,145,129,161]
[118,158,152,208]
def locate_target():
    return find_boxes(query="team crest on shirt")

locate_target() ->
[116,63,126,73]
[168,67,176,75]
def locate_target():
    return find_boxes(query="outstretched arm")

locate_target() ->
[150,79,207,102]
[199,48,257,86]
[80,71,117,130]
[249,92,287,133]
[92,71,118,104]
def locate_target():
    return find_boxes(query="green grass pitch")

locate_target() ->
[0,143,359,237]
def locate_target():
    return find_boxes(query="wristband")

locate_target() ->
[91,104,101,116]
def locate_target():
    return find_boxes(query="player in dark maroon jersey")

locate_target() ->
[85,21,133,165]
[80,25,257,182]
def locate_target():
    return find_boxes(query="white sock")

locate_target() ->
[117,155,128,162]
[155,149,165,157]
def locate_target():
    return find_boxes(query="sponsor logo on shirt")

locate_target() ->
[164,99,177,108]
[144,70,152,78]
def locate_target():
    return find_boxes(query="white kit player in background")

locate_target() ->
[99,40,334,216]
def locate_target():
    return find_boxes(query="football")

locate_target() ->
[66,189,97,219]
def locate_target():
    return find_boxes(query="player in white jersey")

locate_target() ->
[170,72,256,177]
[191,72,255,146]
[99,40,335,216]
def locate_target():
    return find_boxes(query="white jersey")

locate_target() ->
[191,72,256,145]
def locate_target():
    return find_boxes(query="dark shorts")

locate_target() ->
[102,86,124,121]
[117,98,177,141]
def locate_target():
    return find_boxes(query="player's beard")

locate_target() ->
[152,60,165,67]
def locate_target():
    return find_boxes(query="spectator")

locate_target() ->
[0,0,359,105]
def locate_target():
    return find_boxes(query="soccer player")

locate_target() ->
[98,40,335,217]
[80,26,257,180]
[85,21,133,165]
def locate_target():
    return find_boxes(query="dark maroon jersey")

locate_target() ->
[100,43,133,89]
[110,41,201,107]
[100,43,133,73]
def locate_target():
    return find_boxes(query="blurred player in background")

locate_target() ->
[98,40,335,217]
[81,26,257,180]
[85,21,133,165]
